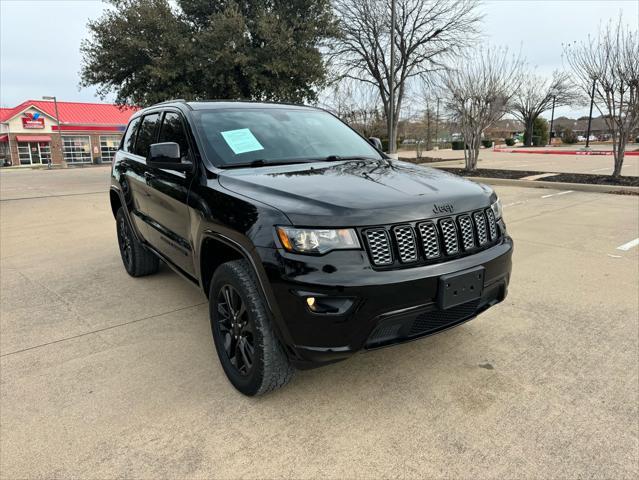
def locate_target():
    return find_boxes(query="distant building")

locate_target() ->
[0,99,138,167]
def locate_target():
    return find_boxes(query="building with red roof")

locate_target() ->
[0,99,138,167]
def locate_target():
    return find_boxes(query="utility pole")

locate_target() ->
[585,79,596,149]
[434,97,440,150]
[42,95,62,168]
[548,96,556,147]
[388,0,396,155]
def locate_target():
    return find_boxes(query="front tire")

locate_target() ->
[116,208,159,277]
[209,260,294,396]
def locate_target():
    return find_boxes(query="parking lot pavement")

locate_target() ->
[400,147,639,176]
[1,169,638,479]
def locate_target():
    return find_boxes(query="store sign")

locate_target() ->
[22,112,45,129]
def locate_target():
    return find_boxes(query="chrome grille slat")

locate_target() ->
[365,229,393,266]
[439,218,459,255]
[417,222,440,259]
[458,215,475,251]
[485,208,498,240]
[473,211,489,245]
[393,225,418,263]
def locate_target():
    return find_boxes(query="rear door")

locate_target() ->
[115,115,151,239]
[142,110,196,277]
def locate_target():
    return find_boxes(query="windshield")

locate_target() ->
[192,107,383,167]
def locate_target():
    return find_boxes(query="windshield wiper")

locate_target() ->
[322,155,380,162]
[220,159,311,169]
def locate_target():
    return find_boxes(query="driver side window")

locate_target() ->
[158,112,190,162]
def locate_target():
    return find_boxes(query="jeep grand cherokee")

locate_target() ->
[110,100,513,396]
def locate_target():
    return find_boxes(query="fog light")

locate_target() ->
[302,295,355,314]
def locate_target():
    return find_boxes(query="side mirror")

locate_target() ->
[147,142,192,172]
[368,137,383,150]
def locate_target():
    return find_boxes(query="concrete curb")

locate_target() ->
[461,176,639,195]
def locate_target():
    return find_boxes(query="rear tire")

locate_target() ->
[116,208,159,277]
[209,260,294,396]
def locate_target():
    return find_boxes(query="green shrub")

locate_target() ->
[635,136,639,143]
[451,140,466,150]
[481,139,493,148]
[563,128,578,144]
[505,137,516,146]
[524,117,549,146]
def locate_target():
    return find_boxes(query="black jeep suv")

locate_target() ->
[110,100,512,395]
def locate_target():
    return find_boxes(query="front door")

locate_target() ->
[17,142,50,165]
[143,111,196,277]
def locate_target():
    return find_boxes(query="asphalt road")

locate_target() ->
[1,167,638,479]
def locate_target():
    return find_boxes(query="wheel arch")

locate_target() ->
[199,234,274,309]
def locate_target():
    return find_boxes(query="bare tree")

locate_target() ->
[565,17,639,177]
[440,46,523,171]
[331,0,481,153]
[511,70,579,146]
[317,79,383,137]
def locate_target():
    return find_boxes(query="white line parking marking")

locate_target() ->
[541,190,574,199]
[503,201,526,208]
[617,238,639,251]
[590,167,611,172]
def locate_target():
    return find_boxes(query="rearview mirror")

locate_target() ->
[368,137,383,150]
[147,142,192,172]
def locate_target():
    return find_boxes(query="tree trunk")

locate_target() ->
[613,132,625,178]
[524,117,534,147]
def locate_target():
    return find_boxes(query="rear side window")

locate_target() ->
[134,113,160,158]
[158,112,190,161]
[122,117,141,153]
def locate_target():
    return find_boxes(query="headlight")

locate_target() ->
[276,227,360,254]
[490,197,502,220]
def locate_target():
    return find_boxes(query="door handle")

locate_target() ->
[144,172,155,184]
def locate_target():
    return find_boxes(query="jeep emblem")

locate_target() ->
[433,203,454,214]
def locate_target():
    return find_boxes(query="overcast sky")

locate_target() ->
[1,0,637,118]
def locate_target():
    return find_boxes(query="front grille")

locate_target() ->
[364,229,393,266]
[486,208,498,240]
[418,222,440,259]
[473,211,488,245]
[393,225,418,263]
[458,215,475,251]
[439,218,459,255]
[409,299,480,336]
[362,208,501,268]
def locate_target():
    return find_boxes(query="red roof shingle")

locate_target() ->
[0,100,139,126]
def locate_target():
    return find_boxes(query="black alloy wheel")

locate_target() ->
[216,284,255,376]
[118,213,133,268]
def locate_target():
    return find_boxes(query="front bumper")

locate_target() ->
[258,235,513,369]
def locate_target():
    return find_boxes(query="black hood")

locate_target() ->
[218,159,495,226]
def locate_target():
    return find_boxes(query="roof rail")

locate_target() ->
[155,99,187,106]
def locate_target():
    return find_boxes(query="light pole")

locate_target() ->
[388,0,396,155]
[548,95,556,147]
[585,79,596,149]
[42,95,62,168]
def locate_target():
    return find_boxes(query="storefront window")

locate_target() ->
[100,135,120,163]
[17,142,50,165]
[62,136,91,163]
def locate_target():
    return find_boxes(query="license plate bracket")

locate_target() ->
[437,266,485,310]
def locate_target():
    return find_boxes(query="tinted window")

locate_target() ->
[192,108,382,166]
[134,113,160,158]
[158,112,190,161]
[122,116,141,153]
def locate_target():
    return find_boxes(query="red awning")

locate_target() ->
[15,135,51,142]
[0,134,8,142]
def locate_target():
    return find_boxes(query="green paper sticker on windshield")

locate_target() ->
[220,128,264,155]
